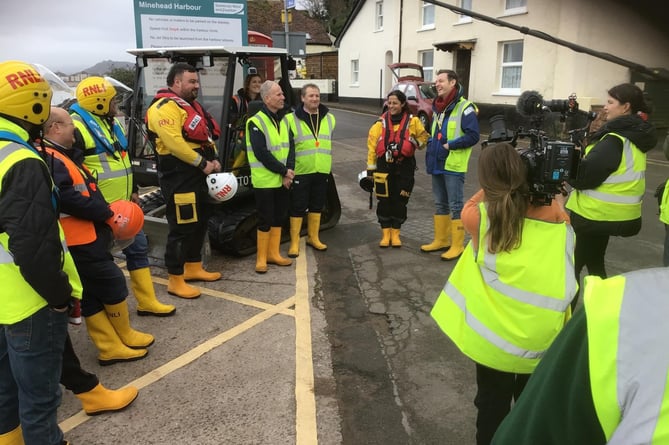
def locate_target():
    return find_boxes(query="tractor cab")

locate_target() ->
[124,46,340,258]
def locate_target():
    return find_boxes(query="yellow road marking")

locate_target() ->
[62,242,318,443]
[294,238,317,445]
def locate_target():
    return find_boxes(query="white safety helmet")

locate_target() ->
[207,172,238,202]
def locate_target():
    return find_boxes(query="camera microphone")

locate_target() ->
[516,90,544,117]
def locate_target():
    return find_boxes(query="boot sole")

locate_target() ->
[306,243,327,251]
[83,392,139,416]
[137,309,176,317]
[126,338,155,349]
[167,291,201,299]
[184,277,221,282]
[288,253,299,258]
[420,246,451,252]
[98,351,148,366]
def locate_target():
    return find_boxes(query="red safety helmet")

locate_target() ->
[106,200,144,240]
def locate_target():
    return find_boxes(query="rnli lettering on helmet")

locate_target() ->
[82,83,107,97]
[5,69,45,90]
[215,184,233,200]
[188,115,202,131]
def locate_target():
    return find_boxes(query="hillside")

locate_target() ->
[78,60,134,75]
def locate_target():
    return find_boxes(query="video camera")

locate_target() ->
[483,90,597,205]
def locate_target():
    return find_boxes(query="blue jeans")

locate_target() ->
[122,229,150,271]
[431,173,465,219]
[0,306,68,445]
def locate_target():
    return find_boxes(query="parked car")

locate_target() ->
[383,62,436,130]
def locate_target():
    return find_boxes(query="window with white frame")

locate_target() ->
[459,0,472,22]
[375,1,383,30]
[422,2,435,28]
[500,41,523,91]
[351,59,359,85]
[505,0,527,14]
[420,50,434,81]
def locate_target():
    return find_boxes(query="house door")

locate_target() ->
[455,50,472,98]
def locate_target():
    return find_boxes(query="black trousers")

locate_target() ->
[254,186,289,231]
[289,172,328,217]
[60,333,98,394]
[160,169,212,275]
[474,363,530,445]
[376,174,409,229]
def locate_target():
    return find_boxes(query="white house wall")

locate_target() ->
[337,0,669,110]
[337,0,400,101]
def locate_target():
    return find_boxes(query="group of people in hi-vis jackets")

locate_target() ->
[429,78,669,445]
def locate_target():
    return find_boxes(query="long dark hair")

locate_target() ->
[478,143,529,253]
[243,74,262,100]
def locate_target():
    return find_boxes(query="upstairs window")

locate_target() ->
[505,0,527,15]
[422,2,435,28]
[459,0,472,23]
[375,1,384,30]
[500,40,523,91]
[351,59,360,85]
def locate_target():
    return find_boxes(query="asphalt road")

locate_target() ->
[320,107,669,445]
[56,107,668,444]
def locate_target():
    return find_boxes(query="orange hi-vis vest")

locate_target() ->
[43,147,97,246]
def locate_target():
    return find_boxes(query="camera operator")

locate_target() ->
[565,83,656,309]
[431,142,576,445]
[366,90,428,247]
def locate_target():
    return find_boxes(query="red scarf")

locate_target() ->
[434,88,457,113]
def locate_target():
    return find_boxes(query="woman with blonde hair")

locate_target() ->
[431,142,577,444]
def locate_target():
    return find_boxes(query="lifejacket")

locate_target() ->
[149,88,221,143]
[42,145,98,247]
[375,112,416,159]
[566,132,646,221]
[0,126,83,324]
[584,269,669,443]
[431,202,576,373]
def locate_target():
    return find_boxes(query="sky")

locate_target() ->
[0,0,311,76]
[0,1,141,75]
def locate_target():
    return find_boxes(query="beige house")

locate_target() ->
[335,0,669,115]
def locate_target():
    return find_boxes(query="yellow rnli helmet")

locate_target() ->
[0,60,53,125]
[76,76,116,116]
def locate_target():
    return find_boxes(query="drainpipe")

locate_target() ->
[398,0,403,62]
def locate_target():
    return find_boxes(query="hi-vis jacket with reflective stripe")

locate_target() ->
[43,146,97,246]
[283,111,335,175]
[659,180,669,225]
[584,268,669,444]
[0,129,82,324]
[246,110,290,188]
[431,202,576,373]
[567,132,646,221]
[428,97,476,173]
[71,105,133,203]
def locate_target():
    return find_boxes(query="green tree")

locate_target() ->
[107,67,135,90]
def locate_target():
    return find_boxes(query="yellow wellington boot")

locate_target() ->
[184,261,221,282]
[84,311,148,366]
[421,215,452,252]
[390,228,402,248]
[379,228,391,248]
[441,219,465,261]
[75,383,139,415]
[267,227,292,266]
[288,217,303,258]
[105,301,155,349]
[0,426,23,445]
[130,268,176,317]
[256,230,270,274]
[167,274,201,299]
[306,212,327,251]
